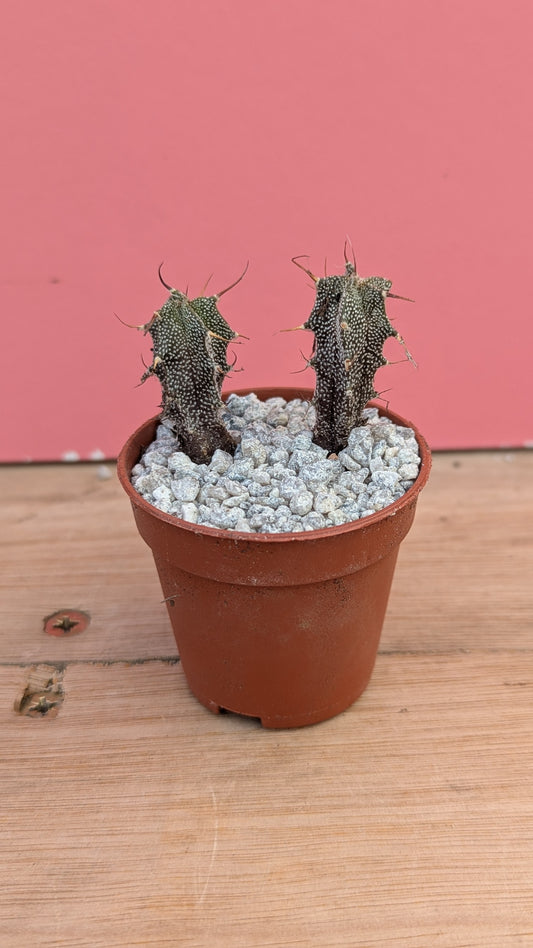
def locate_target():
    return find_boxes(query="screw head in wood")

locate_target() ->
[43,609,90,637]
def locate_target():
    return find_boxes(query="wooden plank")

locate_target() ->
[2,463,176,663]
[1,654,531,948]
[2,452,532,946]
[384,450,533,652]
[2,452,533,667]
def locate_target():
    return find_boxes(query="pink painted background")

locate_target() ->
[2,0,532,461]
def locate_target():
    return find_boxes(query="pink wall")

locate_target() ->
[2,0,532,460]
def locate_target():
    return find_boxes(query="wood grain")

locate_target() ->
[1,453,532,947]
[2,463,176,663]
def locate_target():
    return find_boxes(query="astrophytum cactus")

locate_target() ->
[124,265,246,464]
[290,250,414,455]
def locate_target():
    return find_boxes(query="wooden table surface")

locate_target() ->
[2,452,532,948]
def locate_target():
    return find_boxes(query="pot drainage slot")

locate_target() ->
[218,707,262,726]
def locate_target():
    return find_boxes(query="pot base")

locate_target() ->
[192,684,374,729]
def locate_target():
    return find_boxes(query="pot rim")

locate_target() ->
[117,386,431,544]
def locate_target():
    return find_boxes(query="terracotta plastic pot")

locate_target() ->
[117,387,431,728]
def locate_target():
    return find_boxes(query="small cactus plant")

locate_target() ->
[126,266,246,464]
[290,248,414,454]
[125,248,413,464]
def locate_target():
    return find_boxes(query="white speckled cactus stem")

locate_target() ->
[296,254,414,455]
[141,285,236,464]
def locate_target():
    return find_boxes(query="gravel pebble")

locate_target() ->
[337,449,361,471]
[181,502,199,523]
[289,490,314,516]
[302,511,328,531]
[279,476,305,500]
[398,462,420,480]
[209,449,233,475]
[152,484,173,512]
[313,490,341,514]
[168,452,199,476]
[370,470,402,491]
[171,475,201,503]
[241,438,268,466]
[131,395,421,534]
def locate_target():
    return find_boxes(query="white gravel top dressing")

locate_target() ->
[131,394,421,533]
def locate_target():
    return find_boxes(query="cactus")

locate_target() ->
[124,250,412,464]
[129,266,246,464]
[291,251,414,455]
